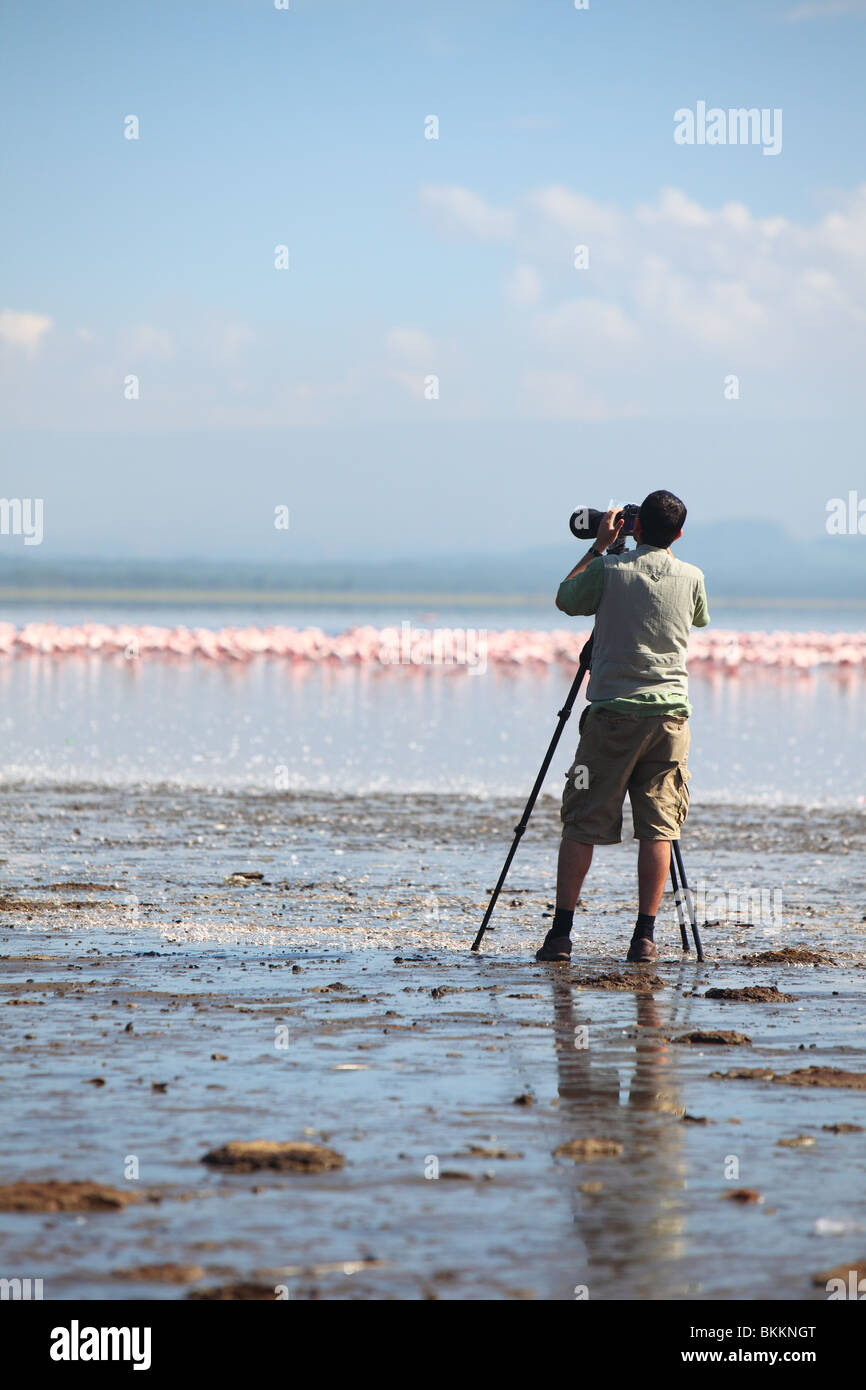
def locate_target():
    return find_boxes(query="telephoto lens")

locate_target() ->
[569,503,640,540]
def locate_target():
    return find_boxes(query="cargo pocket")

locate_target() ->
[674,765,691,827]
[561,766,581,825]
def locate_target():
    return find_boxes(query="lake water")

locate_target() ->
[0,600,863,808]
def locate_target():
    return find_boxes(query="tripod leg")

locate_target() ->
[471,825,526,952]
[672,840,704,962]
[670,845,690,953]
[471,649,591,952]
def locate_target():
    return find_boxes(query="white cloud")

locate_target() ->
[213,322,255,366]
[534,297,638,351]
[387,327,437,366]
[635,260,768,350]
[419,178,866,414]
[419,185,514,241]
[528,185,625,245]
[385,329,443,399]
[520,371,634,421]
[127,324,175,361]
[385,368,430,400]
[5,184,866,429]
[638,187,714,229]
[504,264,542,306]
[538,183,866,362]
[0,309,53,356]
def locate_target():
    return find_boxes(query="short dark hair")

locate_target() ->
[638,490,686,547]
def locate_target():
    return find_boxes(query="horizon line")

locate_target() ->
[0,589,862,609]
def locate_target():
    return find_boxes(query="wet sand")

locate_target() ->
[1,785,864,1300]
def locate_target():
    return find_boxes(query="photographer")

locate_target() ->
[536,490,710,964]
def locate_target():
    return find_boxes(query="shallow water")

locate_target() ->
[0,656,863,807]
[0,787,864,1301]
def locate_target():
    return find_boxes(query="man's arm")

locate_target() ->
[692,578,710,628]
[555,507,623,614]
[557,555,605,616]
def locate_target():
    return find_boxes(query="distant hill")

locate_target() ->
[0,521,861,600]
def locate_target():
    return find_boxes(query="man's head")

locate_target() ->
[635,490,686,548]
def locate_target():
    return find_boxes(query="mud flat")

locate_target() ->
[0,785,864,1300]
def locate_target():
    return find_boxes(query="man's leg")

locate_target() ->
[557,838,593,912]
[627,839,671,962]
[637,839,670,916]
[537,705,629,962]
[628,716,691,963]
[536,839,593,961]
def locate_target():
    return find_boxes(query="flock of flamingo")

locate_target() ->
[0,621,862,674]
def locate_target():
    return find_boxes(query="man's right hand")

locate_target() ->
[595,508,624,552]
[557,507,625,606]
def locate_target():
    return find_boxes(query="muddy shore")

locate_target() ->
[1,785,864,1300]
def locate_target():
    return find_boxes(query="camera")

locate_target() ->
[569,503,640,541]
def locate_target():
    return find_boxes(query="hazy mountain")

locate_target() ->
[0,520,861,600]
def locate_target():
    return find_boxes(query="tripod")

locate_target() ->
[471,634,704,960]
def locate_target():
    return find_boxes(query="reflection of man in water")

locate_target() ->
[549,972,688,1300]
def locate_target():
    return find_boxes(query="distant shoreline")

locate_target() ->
[0,589,862,610]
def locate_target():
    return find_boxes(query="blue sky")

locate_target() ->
[1,0,865,559]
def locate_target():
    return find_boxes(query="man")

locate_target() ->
[536,490,709,965]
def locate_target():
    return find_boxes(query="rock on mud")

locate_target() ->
[201,1141,345,1174]
[0,1181,140,1212]
[704,986,795,1003]
[554,1138,623,1161]
[723,1189,763,1204]
[783,1067,866,1091]
[711,1066,866,1091]
[188,1282,278,1300]
[673,1030,752,1046]
[460,1144,523,1159]
[574,972,665,993]
[742,947,832,966]
[711,1067,776,1083]
[114,1263,205,1283]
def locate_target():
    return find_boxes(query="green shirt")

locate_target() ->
[557,550,710,717]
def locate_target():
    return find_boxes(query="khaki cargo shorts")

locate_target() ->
[561,706,691,844]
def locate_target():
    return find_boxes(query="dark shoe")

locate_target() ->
[626,935,658,963]
[535,932,572,963]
